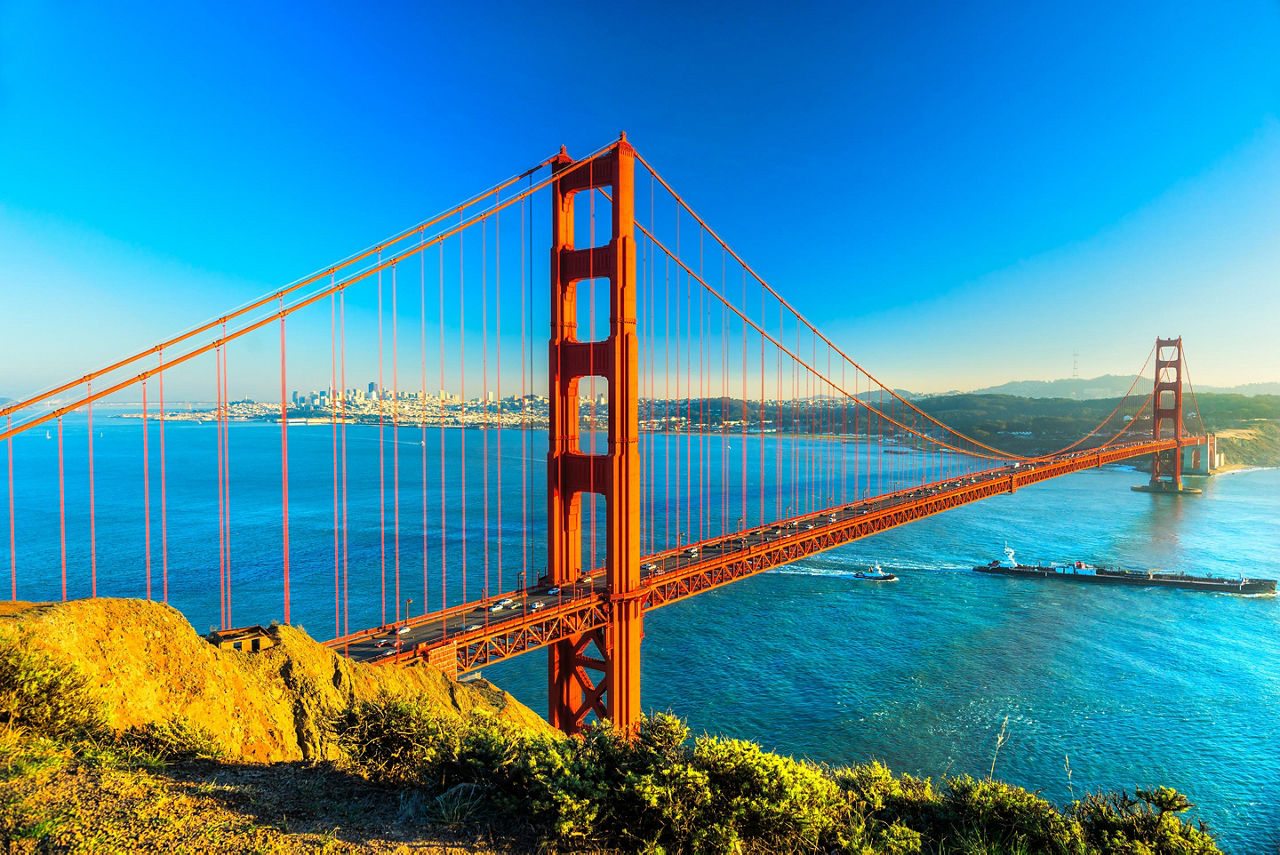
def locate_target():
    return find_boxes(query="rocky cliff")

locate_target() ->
[0,597,547,763]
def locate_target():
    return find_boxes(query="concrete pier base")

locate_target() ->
[1131,483,1203,495]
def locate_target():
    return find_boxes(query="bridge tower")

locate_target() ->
[1149,337,1184,491]
[546,135,643,734]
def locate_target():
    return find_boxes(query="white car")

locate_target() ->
[488,604,503,613]
[685,547,699,557]
[396,626,411,634]
[466,624,480,632]
[641,562,657,572]
[499,598,515,606]
[530,601,545,611]
[804,523,815,530]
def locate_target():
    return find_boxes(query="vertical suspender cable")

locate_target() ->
[58,417,66,600]
[224,331,232,627]
[459,228,468,607]
[340,293,349,638]
[6,414,13,600]
[673,202,679,549]
[87,382,96,597]
[378,254,386,626]
[878,387,884,496]
[741,267,747,530]
[159,354,167,602]
[701,259,707,540]
[648,174,656,553]
[331,290,340,638]
[686,257,693,542]
[142,379,151,599]
[439,241,447,618]
[482,220,490,603]
[279,300,290,624]
[392,265,401,623]
[421,239,429,616]
[495,210,502,594]
[664,243,671,549]
[759,306,765,528]
[713,245,720,539]
[841,361,847,505]
[520,192,527,593]
[216,346,226,628]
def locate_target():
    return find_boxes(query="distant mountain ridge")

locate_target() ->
[960,375,1279,400]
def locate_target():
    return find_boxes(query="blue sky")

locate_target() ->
[2,0,1278,399]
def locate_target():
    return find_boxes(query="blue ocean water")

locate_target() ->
[490,465,1280,854]
[3,416,1277,851]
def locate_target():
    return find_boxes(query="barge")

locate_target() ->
[974,547,1275,595]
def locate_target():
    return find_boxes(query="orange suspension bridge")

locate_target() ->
[0,135,1210,734]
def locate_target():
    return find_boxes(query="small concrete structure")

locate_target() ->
[1180,434,1222,475]
[209,625,276,653]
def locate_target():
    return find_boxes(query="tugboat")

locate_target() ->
[974,546,1275,594]
[852,563,898,582]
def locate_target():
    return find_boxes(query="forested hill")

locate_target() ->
[913,392,1280,460]
[968,375,1280,399]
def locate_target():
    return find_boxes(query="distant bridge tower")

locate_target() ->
[546,135,642,734]
[1149,337,1184,491]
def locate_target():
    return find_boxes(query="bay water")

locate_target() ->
[4,415,1276,851]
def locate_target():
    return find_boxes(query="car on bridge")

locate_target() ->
[488,604,503,612]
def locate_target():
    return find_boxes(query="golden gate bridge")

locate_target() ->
[0,134,1209,734]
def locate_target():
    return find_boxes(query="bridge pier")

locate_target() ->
[546,135,642,735]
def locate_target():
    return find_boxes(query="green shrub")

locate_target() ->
[940,776,1085,855]
[118,718,225,762]
[0,632,104,741]
[1071,788,1218,855]
[331,695,463,785]
[331,700,1220,855]
[691,735,857,852]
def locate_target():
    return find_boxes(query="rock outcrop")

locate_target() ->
[0,597,547,762]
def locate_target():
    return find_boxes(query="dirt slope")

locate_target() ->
[0,598,548,763]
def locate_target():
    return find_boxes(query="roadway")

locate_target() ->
[329,440,1167,669]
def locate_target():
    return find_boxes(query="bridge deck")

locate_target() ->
[324,439,1181,673]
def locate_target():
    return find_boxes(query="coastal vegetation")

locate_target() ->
[0,599,1219,853]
